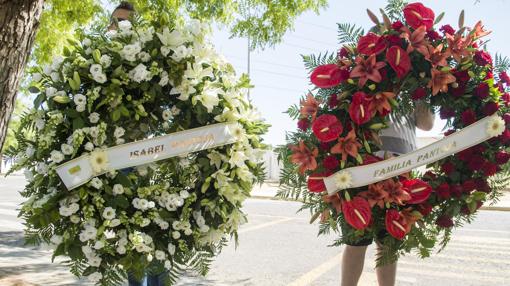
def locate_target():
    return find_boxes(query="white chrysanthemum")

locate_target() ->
[334,171,353,190]
[114,127,125,138]
[73,94,86,106]
[112,184,124,195]
[102,207,116,220]
[61,143,74,155]
[89,150,109,174]
[90,177,103,189]
[487,115,505,137]
[88,112,100,124]
[162,110,172,121]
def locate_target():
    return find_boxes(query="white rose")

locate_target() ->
[90,177,103,189]
[76,104,86,112]
[116,245,126,254]
[114,127,125,138]
[88,112,100,123]
[73,94,86,106]
[61,143,74,155]
[50,72,60,82]
[45,87,57,98]
[172,231,180,240]
[155,250,166,260]
[100,55,111,68]
[82,38,92,46]
[112,184,124,195]
[32,73,42,82]
[102,207,116,220]
[89,64,103,76]
[84,142,94,151]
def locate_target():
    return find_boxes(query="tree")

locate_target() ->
[0,99,25,173]
[0,0,328,154]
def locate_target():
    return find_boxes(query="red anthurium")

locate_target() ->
[310,64,345,88]
[402,179,432,204]
[307,172,331,193]
[342,196,372,230]
[385,209,410,240]
[386,46,411,78]
[403,2,435,30]
[357,33,386,56]
[349,92,373,125]
[312,114,344,142]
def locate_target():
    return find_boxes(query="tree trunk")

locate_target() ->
[0,0,44,152]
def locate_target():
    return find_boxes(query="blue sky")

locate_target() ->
[211,0,510,146]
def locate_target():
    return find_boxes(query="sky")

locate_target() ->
[210,0,510,146]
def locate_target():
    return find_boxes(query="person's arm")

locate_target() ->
[414,101,435,131]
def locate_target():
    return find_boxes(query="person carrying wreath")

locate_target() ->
[341,103,435,286]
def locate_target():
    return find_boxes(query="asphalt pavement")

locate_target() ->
[1,175,509,286]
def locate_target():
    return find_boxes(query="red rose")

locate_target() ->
[440,24,455,35]
[461,109,476,126]
[319,142,330,151]
[385,209,410,240]
[474,50,493,66]
[485,71,494,80]
[436,215,454,228]
[482,162,498,177]
[338,47,350,59]
[461,201,483,215]
[385,34,402,47]
[441,161,455,175]
[310,64,346,88]
[439,107,455,119]
[342,196,372,230]
[349,92,373,125]
[418,202,433,216]
[323,155,340,170]
[387,46,411,78]
[450,184,463,198]
[504,113,510,126]
[427,30,441,41]
[312,114,344,143]
[297,118,310,131]
[307,172,330,193]
[402,179,432,204]
[457,148,473,161]
[475,178,491,193]
[474,82,490,99]
[468,156,485,171]
[391,21,404,31]
[462,180,476,193]
[453,70,470,83]
[500,71,510,85]
[412,87,427,100]
[496,151,510,165]
[328,94,339,108]
[362,154,382,165]
[357,33,386,56]
[450,83,466,98]
[436,183,451,200]
[502,93,510,107]
[483,102,499,116]
[403,2,435,30]
[498,129,510,144]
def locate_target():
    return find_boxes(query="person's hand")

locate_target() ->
[415,101,435,131]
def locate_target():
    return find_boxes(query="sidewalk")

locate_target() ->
[252,182,510,211]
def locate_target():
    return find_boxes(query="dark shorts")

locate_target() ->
[344,228,388,246]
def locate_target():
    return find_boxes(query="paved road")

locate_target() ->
[1,176,510,286]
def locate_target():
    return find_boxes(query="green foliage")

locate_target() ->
[495,53,510,73]
[384,0,408,21]
[337,23,364,46]
[1,99,26,154]
[302,52,337,73]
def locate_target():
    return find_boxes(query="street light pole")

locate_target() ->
[247,35,251,101]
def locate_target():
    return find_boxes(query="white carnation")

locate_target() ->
[61,143,74,155]
[121,42,141,62]
[128,63,152,83]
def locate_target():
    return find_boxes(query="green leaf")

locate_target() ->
[112,109,121,121]
[73,71,81,86]
[29,86,40,93]
[72,117,85,130]
[33,93,46,108]
[120,105,130,117]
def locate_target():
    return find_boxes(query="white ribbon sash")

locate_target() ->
[56,122,239,190]
[324,115,502,195]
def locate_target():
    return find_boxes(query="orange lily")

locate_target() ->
[331,129,362,162]
[446,33,472,62]
[289,141,318,174]
[401,25,429,58]
[471,21,491,40]
[428,69,457,96]
[382,179,411,206]
[350,54,386,87]
[359,182,389,208]
[425,43,450,67]
[323,193,343,214]
[300,94,320,121]
[369,91,395,116]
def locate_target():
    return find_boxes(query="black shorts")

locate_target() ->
[344,229,388,246]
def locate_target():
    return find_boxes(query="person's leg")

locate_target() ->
[375,243,397,286]
[341,245,369,286]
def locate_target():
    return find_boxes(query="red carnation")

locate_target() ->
[475,178,491,193]
[474,50,493,66]
[439,107,455,119]
[483,102,499,116]
[457,148,473,161]
[441,161,455,175]
[502,93,510,107]
[453,70,470,83]
[412,87,427,100]
[319,142,330,151]
[323,155,340,170]
[462,180,476,193]
[402,179,432,204]
[338,47,350,59]
[403,2,435,30]
[461,109,476,126]
[391,21,404,31]
[328,94,339,109]
[450,184,463,198]
[485,71,494,80]
[362,154,382,165]
[436,183,451,200]
[498,129,510,144]
[312,114,344,143]
[440,24,455,35]
[307,172,330,193]
[387,46,411,78]
[349,92,373,125]
[500,71,510,84]
[427,30,441,41]
[468,156,485,171]
[342,196,372,230]
[450,83,466,98]
[357,33,386,56]
[418,202,433,216]
[385,209,410,240]
[496,151,510,165]
[474,82,490,99]
[482,162,498,177]
[310,64,346,88]
[297,118,310,131]
[436,215,454,228]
